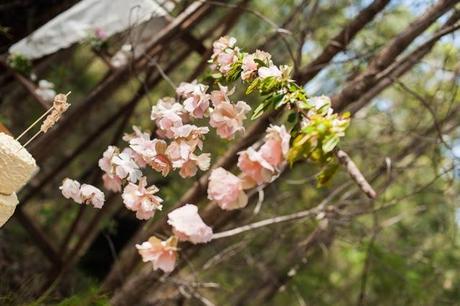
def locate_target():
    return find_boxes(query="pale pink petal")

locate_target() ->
[98,146,119,174]
[102,174,122,193]
[60,178,83,203]
[136,236,178,273]
[80,184,105,208]
[209,100,250,140]
[121,177,163,220]
[260,125,291,168]
[258,65,282,79]
[208,168,248,210]
[112,152,142,183]
[237,148,274,185]
[167,204,213,244]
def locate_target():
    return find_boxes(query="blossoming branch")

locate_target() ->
[59,36,372,273]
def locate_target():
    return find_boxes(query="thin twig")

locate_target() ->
[212,205,321,240]
[335,149,377,199]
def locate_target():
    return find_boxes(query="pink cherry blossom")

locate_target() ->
[98,145,119,174]
[60,178,83,203]
[172,124,209,141]
[122,177,163,220]
[167,204,213,244]
[165,140,195,166]
[212,36,237,56]
[122,125,150,142]
[208,167,248,210]
[241,50,272,81]
[80,184,105,208]
[210,84,234,106]
[102,173,122,193]
[210,100,251,140]
[216,52,238,74]
[140,139,172,176]
[150,154,172,176]
[237,147,275,186]
[136,236,178,273]
[241,54,258,81]
[211,37,239,74]
[258,65,282,79]
[178,153,211,178]
[259,125,291,169]
[122,147,147,168]
[112,151,142,183]
[177,82,210,119]
[151,97,186,139]
[129,136,166,162]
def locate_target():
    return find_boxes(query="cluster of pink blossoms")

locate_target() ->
[60,178,105,208]
[208,124,290,210]
[136,203,212,272]
[81,79,251,221]
[210,36,290,83]
[59,36,299,274]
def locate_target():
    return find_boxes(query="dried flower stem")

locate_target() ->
[16,107,54,141]
[17,92,71,151]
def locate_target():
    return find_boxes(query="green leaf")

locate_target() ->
[254,58,267,66]
[246,78,260,94]
[272,94,285,109]
[322,135,339,153]
[251,99,272,120]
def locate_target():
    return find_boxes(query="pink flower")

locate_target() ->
[216,52,238,74]
[167,204,213,244]
[241,50,272,81]
[122,147,147,168]
[241,54,258,81]
[178,153,211,178]
[130,137,165,161]
[172,124,209,140]
[80,184,105,208]
[60,178,83,203]
[150,153,172,176]
[210,84,234,106]
[165,140,195,166]
[122,126,150,142]
[177,82,210,119]
[151,98,186,139]
[258,65,282,79]
[210,100,250,140]
[210,37,239,74]
[122,177,163,220]
[259,125,290,169]
[112,151,142,183]
[237,148,274,186]
[98,146,119,175]
[102,173,122,193]
[212,36,237,56]
[208,167,248,210]
[139,139,172,176]
[136,236,178,273]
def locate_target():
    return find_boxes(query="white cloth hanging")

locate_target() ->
[9,0,174,59]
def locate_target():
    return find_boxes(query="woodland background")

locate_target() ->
[0,0,459,305]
